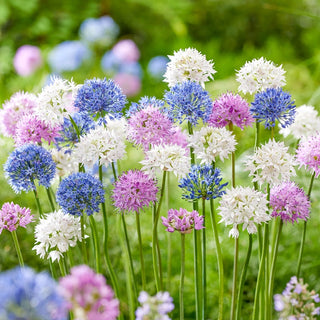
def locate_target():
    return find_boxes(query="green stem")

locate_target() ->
[202,198,207,319]
[136,212,146,290]
[12,231,24,267]
[180,233,186,320]
[46,187,56,212]
[67,249,74,268]
[33,188,43,217]
[81,215,88,265]
[58,258,67,277]
[254,121,260,150]
[231,233,239,320]
[89,215,101,273]
[166,172,172,292]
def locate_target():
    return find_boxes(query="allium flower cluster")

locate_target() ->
[250,87,296,129]
[296,133,320,177]
[179,164,228,200]
[127,96,165,117]
[189,126,237,164]
[136,291,174,320]
[112,170,158,213]
[236,57,286,95]
[163,48,216,87]
[33,210,83,262]
[164,81,213,126]
[245,139,296,186]
[162,208,204,234]
[270,182,310,224]
[218,186,270,238]
[56,172,105,216]
[59,265,119,320]
[0,267,68,320]
[0,202,33,234]
[208,92,254,129]
[274,276,320,319]
[51,148,78,177]
[4,144,56,193]
[140,144,191,178]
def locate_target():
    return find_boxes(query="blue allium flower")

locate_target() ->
[147,56,169,80]
[0,266,67,320]
[250,87,296,129]
[164,81,213,126]
[179,164,228,200]
[4,144,56,193]
[48,41,91,73]
[56,172,105,216]
[126,96,165,116]
[74,78,127,118]
[55,112,95,151]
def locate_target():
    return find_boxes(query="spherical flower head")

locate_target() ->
[0,202,33,234]
[59,265,119,320]
[4,144,56,193]
[112,170,158,213]
[164,48,216,88]
[112,39,140,63]
[113,73,141,97]
[74,78,127,118]
[189,126,237,164]
[148,56,170,80]
[208,92,254,130]
[0,267,68,320]
[236,57,286,95]
[219,186,270,238]
[140,143,191,179]
[245,139,296,186]
[250,87,296,129]
[270,182,310,224]
[296,133,320,177]
[0,91,37,137]
[136,291,174,320]
[179,164,228,201]
[13,45,43,76]
[33,210,83,262]
[126,96,165,117]
[162,208,204,234]
[51,148,78,177]
[164,81,213,126]
[56,172,105,216]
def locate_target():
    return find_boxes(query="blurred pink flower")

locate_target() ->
[114,73,141,97]
[13,45,43,76]
[112,39,140,63]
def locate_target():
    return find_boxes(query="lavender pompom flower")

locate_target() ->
[179,164,228,201]
[112,39,140,63]
[4,144,56,193]
[270,182,310,224]
[164,81,213,126]
[113,73,141,97]
[112,170,158,213]
[250,87,296,129]
[56,172,105,216]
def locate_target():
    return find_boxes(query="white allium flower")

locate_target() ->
[163,48,216,88]
[279,104,320,140]
[245,139,296,186]
[189,126,237,164]
[236,57,286,95]
[218,186,270,238]
[36,77,79,127]
[140,144,191,178]
[33,210,83,262]
[73,116,127,169]
[51,148,78,177]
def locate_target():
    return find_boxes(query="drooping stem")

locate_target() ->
[80,215,88,265]
[180,233,186,320]
[89,215,101,273]
[12,230,24,267]
[136,212,146,290]
[202,198,207,318]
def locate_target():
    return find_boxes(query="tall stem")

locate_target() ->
[33,188,43,217]
[46,187,56,211]
[58,258,67,277]
[202,198,207,318]
[180,233,186,320]
[166,172,172,292]
[80,215,88,265]
[136,212,146,290]
[89,215,101,273]
[12,231,24,267]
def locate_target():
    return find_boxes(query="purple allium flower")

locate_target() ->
[126,96,165,117]
[13,45,43,76]
[113,73,141,97]
[4,144,56,193]
[270,182,310,224]
[296,133,320,177]
[208,92,254,129]
[112,170,158,213]
[162,208,204,234]
[169,126,189,153]
[112,39,140,63]
[0,91,37,137]
[59,265,119,320]
[164,80,213,126]
[56,172,105,216]
[147,56,169,80]
[250,87,296,129]
[0,202,33,234]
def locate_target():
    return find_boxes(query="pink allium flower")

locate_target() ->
[0,202,33,234]
[14,114,60,146]
[208,92,254,129]
[59,265,119,320]
[0,91,37,137]
[270,182,310,224]
[167,126,189,155]
[128,105,173,150]
[296,133,320,177]
[113,73,141,97]
[162,208,204,234]
[112,170,158,213]
[13,45,43,76]
[112,39,140,62]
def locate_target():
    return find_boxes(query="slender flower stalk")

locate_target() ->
[180,233,186,320]
[81,215,88,265]
[89,215,101,273]
[202,198,207,318]
[136,212,146,290]
[11,230,24,267]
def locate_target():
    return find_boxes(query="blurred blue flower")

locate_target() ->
[147,56,169,80]
[48,41,91,73]
[4,144,56,193]
[0,266,67,320]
